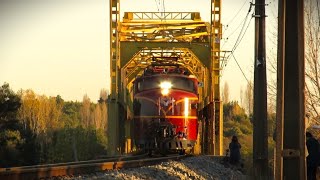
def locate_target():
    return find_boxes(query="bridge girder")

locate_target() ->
[109,0,222,156]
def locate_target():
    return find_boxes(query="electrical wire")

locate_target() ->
[232,16,253,53]
[223,2,253,50]
[230,4,253,53]
[221,2,254,76]
[221,17,247,48]
[224,0,250,33]
[232,54,251,86]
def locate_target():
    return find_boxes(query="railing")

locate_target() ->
[123,12,201,21]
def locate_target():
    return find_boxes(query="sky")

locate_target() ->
[0,0,278,102]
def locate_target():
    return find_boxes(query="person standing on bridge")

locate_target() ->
[229,135,241,165]
[306,131,320,180]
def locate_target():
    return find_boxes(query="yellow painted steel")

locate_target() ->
[108,0,120,155]
[211,0,223,156]
[109,2,223,156]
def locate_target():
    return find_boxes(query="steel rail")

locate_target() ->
[0,154,187,180]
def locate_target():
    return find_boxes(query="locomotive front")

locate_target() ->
[133,66,199,154]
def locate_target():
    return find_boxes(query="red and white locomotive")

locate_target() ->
[133,60,199,154]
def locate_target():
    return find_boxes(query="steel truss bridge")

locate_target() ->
[106,0,307,179]
[108,0,224,156]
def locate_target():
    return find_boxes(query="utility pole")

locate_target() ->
[275,0,285,179]
[276,0,306,179]
[253,0,269,178]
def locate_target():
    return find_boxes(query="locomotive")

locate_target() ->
[133,59,199,155]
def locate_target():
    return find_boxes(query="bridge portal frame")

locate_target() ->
[108,0,222,156]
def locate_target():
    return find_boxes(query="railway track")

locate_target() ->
[0,154,186,180]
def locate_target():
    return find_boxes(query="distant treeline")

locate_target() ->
[0,83,109,167]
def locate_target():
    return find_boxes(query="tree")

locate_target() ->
[0,83,25,167]
[240,87,244,108]
[17,90,64,163]
[222,82,230,103]
[98,89,108,131]
[100,103,107,130]
[99,89,108,102]
[93,104,102,128]
[244,81,253,115]
[305,1,320,126]
[80,94,91,128]
[61,101,81,128]
[0,83,21,125]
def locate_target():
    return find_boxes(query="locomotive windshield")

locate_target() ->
[136,76,196,93]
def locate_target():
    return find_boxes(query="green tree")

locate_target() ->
[0,83,21,124]
[223,101,252,136]
[0,83,24,167]
[61,101,82,128]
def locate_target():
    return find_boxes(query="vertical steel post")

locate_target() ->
[108,0,120,155]
[253,0,269,177]
[282,0,306,179]
[211,0,223,156]
[275,0,285,179]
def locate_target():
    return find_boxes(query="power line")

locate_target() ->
[221,3,254,75]
[221,17,247,48]
[232,16,253,53]
[231,53,251,85]
[224,0,250,31]
[230,4,253,53]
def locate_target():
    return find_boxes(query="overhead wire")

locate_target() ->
[232,15,253,53]
[232,54,251,86]
[230,2,253,53]
[224,0,250,33]
[223,2,253,50]
[221,17,247,48]
[222,0,250,47]
[225,16,253,82]
[221,1,254,78]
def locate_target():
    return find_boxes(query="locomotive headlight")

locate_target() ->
[160,81,172,89]
[184,98,189,117]
[160,81,172,96]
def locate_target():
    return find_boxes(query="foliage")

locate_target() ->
[18,90,63,135]
[47,127,108,163]
[223,101,252,137]
[267,112,276,137]
[61,101,82,128]
[0,83,25,167]
[223,100,277,175]
[0,130,25,167]
[0,83,109,167]
[221,82,230,103]
[0,83,21,124]
[304,1,320,125]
